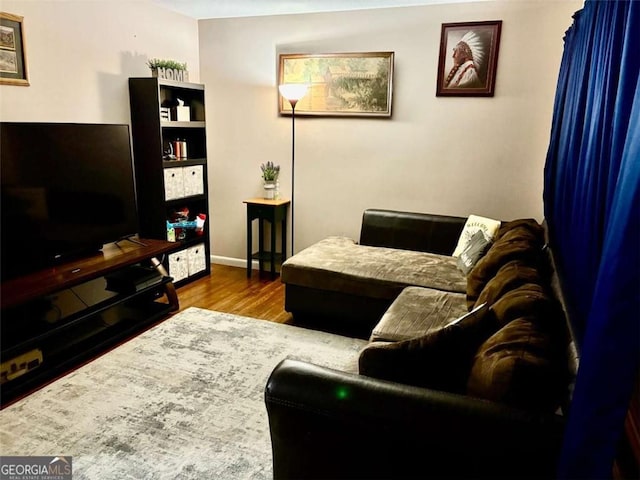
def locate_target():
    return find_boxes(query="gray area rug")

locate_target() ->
[0,307,367,479]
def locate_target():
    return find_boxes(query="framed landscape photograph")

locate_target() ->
[278,52,394,117]
[0,12,29,86]
[436,20,502,97]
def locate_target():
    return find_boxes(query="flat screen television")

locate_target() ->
[1,122,139,281]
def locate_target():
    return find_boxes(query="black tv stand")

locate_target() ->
[0,237,181,406]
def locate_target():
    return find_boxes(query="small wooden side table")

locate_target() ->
[243,198,290,278]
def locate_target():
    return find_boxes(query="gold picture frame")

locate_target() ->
[436,21,502,97]
[278,52,394,117]
[0,12,29,86]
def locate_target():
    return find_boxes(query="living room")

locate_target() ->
[1,0,638,479]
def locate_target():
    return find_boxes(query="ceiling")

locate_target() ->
[150,0,487,20]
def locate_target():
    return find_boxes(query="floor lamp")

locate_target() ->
[278,83,308,256]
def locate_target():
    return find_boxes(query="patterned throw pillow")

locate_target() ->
[457,230,491,275]
[452,215,501,257]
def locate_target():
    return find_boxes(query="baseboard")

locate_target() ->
[211,255,259,270]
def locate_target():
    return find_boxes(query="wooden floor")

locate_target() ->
[174,264,292,324]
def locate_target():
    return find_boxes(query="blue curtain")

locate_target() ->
[544,0,640,478]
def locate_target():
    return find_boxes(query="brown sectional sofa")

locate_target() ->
[266,209,578,479]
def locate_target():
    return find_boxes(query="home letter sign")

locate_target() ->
[157,68,189,82]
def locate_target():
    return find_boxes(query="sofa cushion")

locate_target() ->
[490,283,561,328]
[359,303,497,393]
[466,219,546,309]
[370,286,468,342]
[474,260,543,309]
[494,218,545,242]
[452,215,501,257]
[281,236,467,300]
[467,316,568,412]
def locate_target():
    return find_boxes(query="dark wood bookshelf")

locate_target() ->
[128,77,210,286]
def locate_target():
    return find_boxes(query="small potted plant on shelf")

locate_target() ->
[146,58,189,82]
[261,161,280,200]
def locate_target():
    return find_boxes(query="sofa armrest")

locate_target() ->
[359,209,466,255]
[265,359,565,480]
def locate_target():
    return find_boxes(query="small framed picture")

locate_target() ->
[436,20,502,97]
[0,12,29,86]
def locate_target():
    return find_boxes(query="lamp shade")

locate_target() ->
[279,83,309,103]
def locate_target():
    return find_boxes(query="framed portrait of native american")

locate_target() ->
[436,20,502,97]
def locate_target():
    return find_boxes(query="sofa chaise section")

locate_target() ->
[281,210,467,335]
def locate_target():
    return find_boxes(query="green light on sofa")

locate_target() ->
[336,386,349,400]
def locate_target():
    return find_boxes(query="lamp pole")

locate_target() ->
[278,83,308,257]
[290,99,297,256]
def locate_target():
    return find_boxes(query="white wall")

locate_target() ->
[199,0,581,262]
[0,0,581,266]
[0,0,199,123]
